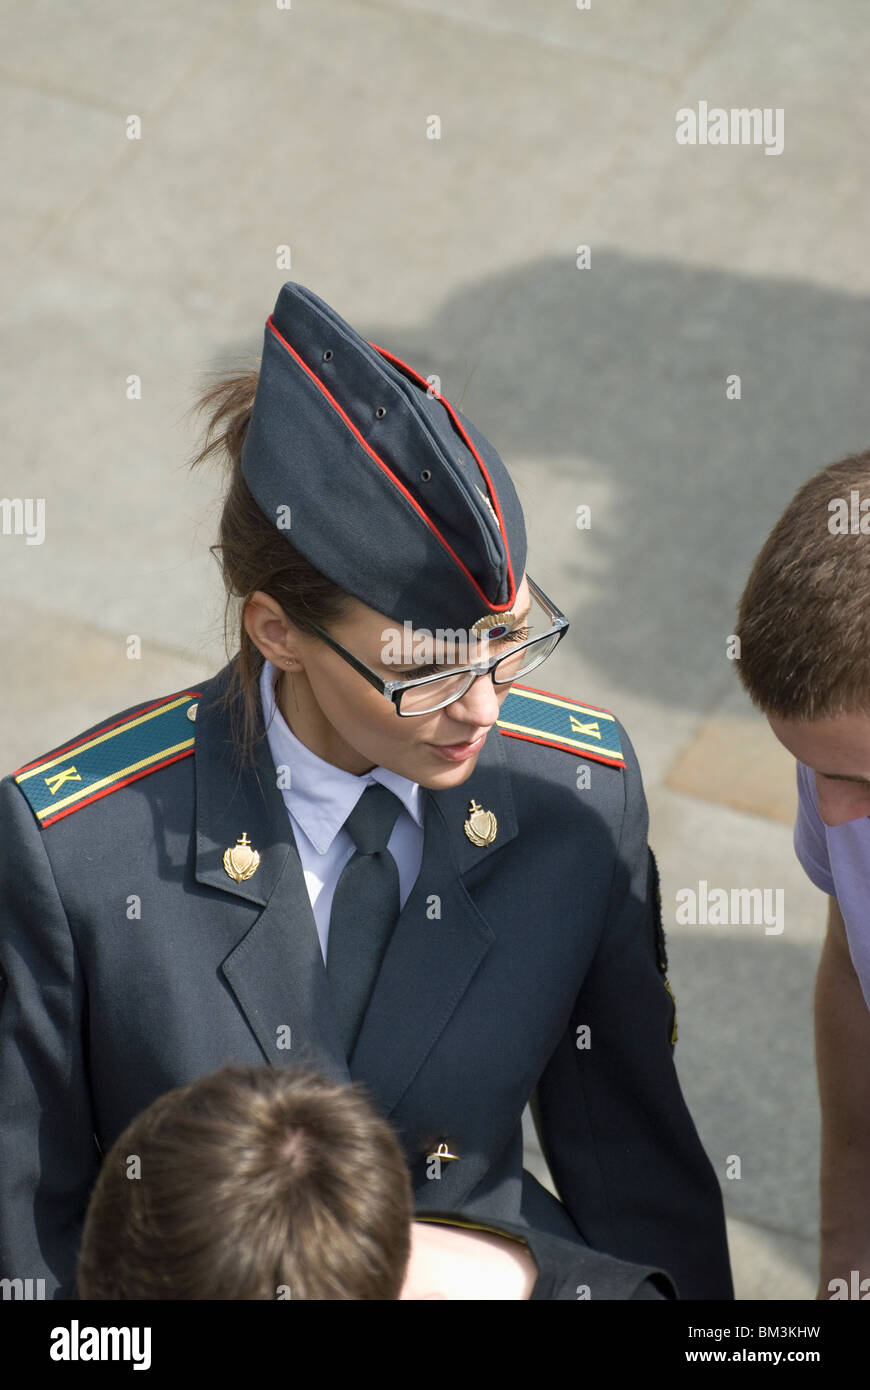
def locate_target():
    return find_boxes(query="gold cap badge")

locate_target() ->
[470,610,515,635]
[223,832,260,883]
[463,799,497,847]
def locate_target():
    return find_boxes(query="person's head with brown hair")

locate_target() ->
[76,1064,412,1300]
[735,446,870,825]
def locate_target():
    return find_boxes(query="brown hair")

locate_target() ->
[189,368,353,760]
[76,1064,413,1300]
[735,447,870,720]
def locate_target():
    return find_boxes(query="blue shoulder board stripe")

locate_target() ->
[497,684,624,767]
[13,690,201,828]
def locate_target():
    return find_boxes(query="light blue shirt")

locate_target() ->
[259,660,425,964]
[794,759,870,1012]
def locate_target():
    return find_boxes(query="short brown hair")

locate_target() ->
[189,368,353,761]
[77,1065,412,1300]
[736,448,870,720]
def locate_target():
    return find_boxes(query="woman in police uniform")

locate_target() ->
[0,282,732,1300]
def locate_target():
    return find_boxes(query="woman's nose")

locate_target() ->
[445,672,503,729]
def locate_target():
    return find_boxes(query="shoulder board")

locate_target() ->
[497,683,625,768]
[13,689,202,829]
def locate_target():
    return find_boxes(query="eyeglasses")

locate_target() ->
[303,575,569,716]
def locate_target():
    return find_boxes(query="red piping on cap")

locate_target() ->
[369,339,517,610]
[266,316,517,616]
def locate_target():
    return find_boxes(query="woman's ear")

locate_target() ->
[243,591,304,670]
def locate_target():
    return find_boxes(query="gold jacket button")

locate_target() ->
[426,1141,459,1163]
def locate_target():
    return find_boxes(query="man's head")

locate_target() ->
[736,447,870,825]
[77,1065,412,1300]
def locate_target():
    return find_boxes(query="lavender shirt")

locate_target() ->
[794,759,870,1010]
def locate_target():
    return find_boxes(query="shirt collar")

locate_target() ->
[259,660,424,854]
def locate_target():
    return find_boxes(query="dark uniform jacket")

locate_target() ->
[415,1212,677,1300]
[0,662,733,1300]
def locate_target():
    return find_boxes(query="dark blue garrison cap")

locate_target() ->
[241,282,526,634]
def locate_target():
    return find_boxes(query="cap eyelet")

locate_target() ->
[323,349,333,362]
[375,405,386,419]
[420,469,432,482]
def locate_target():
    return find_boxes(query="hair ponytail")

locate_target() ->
[189,367,351,761]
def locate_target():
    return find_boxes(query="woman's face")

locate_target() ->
[246,574,532,789]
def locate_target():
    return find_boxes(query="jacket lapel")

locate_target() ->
[349,724,518,1115]
[191,662,519,1109]
[192,663,350,1088]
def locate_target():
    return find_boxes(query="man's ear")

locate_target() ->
[243,591,304,670]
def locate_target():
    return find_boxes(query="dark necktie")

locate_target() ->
[326,783,403,1058]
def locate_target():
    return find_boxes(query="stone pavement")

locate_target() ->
[4,0,870,1300]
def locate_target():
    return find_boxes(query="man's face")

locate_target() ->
[767,711,870,826]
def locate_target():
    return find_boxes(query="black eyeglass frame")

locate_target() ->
[301,575,569,716]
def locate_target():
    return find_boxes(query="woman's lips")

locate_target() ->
[427,733,488,762]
